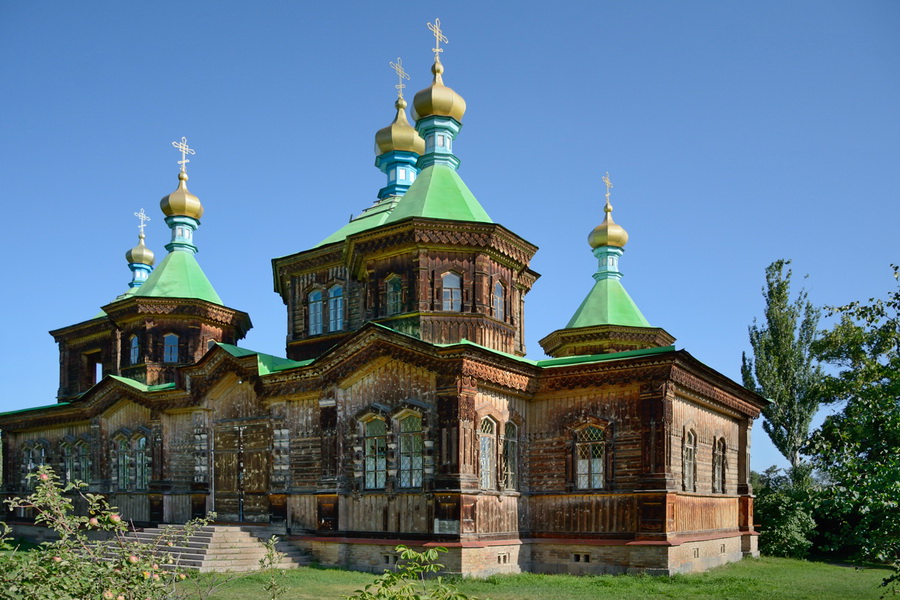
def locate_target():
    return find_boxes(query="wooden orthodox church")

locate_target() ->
[0,25,766,576]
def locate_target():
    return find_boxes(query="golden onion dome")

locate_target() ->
[588,203,629,249]
[125,232,155,266]
[375,97,425,155]
[413,60,466,123]
[160,171,204,220]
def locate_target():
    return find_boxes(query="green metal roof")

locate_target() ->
[383,165,492,225]
[316,197,400,247]
[313,165,491,248]
[132,251,223,305]
[436,335,675,368]
[107,375,176,392]
[565,277,651,329]
[0,402,71,418]
[216,343,311,375]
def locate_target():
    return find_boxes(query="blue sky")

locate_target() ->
[1,1,897,472]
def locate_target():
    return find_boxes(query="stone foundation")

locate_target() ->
[291,532,757,577]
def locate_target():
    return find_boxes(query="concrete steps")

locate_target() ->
[113,525,310,573]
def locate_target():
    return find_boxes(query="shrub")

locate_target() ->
[0,466,209,600]
[346,545,475,600]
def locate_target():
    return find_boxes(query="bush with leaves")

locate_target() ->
[753,466,816,559]
[0,466,215,600]
[346,545,475,600]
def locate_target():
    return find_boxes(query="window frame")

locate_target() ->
[308,290,323,336]
[683,429,697,492]
[162,333,179,364]
[441,272,462,312]
[364,418,388,490]
[492,281,505,321]
[386,276,402,316]
[397,414,424,489]
[328,285,344,332]
[479,417,498,490]
[129,335,140,365]
[574,425,606,490]
[502,422,518,490]
[713,437,726,494]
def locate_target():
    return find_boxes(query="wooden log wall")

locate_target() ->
[674,494,739,532]
[527,494,638,534]
[670,397,740,494]
[525,385,644,493]
[341,493,430,533]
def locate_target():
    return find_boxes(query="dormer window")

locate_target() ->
[442,272,461,311]
[328,285,344,332]
[163,334,179,363]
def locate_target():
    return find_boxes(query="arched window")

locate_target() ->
[75,441,91,483]
[398,414,424,488]
[479,418,497,489]
[116,438,132,490]
[683,430,697,492]
[713,437,726,493]
[386,276,402,316]
[328,285,344,332]
[163,334,179,363]
[308,290,323,335]
[364,419,387,490]
[442,272,462,312]
[22,444,45,489]
[129,335,140,365]
[135,436,150,490]
[502,422,518,490]
[575,426,605,489]
[62,443,75,484]
[492,282,505,321]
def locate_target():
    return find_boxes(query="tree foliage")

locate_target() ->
[753,466,816,559]
[805,266,900,565]
[346,545,474,600]
[742,259,825,467]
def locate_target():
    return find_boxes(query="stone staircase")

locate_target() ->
[122,525,310,572]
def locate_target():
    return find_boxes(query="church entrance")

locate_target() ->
[213,421,271,522]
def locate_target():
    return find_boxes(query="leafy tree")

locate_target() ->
[805,266,900,567]
[742,259,825,467]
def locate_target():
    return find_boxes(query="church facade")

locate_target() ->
[0,29,765,576]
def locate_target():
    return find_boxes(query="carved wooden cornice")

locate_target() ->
[669,354,765,418]
[102,297,252,336]
[537,357,675,394]
[49,317,114,343]
[539,325,676,358]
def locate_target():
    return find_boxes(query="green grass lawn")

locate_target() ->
[183,557,892,600]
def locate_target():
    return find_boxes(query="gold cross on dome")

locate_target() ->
[390,57,410,98]
[428,18,448,60]
[171,136,196,172]
[134,208,151,234]
[602,172,613,206]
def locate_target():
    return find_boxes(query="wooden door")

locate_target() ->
[213,422,271,522]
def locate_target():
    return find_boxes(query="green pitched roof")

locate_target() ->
[314,165,491,248]
[383,164,492,225]
[107,375,176,392]
[132,251,223,305]
[216,343,311,375]
[316,197,400,247]
[565,277,651,329]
